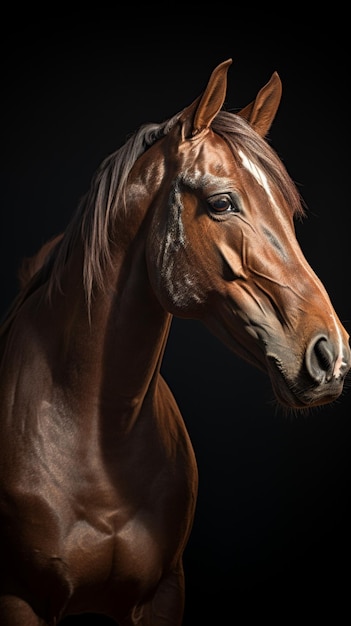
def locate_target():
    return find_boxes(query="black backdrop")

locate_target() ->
[1,16,350,625]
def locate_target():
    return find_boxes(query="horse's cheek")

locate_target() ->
[146,235,205,317]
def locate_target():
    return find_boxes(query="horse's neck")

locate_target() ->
[49,240,172,427]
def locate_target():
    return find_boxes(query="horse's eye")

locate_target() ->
[207,194,239,215]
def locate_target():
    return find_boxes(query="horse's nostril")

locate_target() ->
[305,335,334,383]
[314,337,334,373]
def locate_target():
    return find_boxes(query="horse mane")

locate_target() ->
[49,114,182,312]
[0,106,305,337]
[0,115,181,336]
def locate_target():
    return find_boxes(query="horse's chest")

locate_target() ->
[63,501,184,607]
[64,458,195,592]
[67,512,163,581]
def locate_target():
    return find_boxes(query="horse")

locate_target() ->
[0,58,350,625]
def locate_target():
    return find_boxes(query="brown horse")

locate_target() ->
[0,59,350,625]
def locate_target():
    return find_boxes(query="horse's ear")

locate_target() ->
[237,71,282,137]
[180,59,232,139]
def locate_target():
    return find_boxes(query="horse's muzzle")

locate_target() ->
[266,332,351,409]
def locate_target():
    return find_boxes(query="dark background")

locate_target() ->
[1,15,350,625]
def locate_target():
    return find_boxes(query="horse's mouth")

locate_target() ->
[266,355,345,410]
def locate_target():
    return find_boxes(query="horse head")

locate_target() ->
[145,59,351,409]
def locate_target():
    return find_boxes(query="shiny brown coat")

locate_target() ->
[0,60,350,625]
